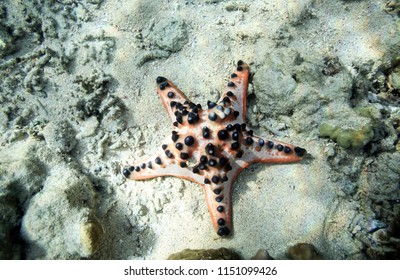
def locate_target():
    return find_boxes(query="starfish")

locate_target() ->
[122,61,306,237]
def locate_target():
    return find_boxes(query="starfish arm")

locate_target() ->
[202,181,233,237]
[240,133,306,164]
[123,155,195,181]
[217,60,250,123]
[155,77,191,121]
[201,157,255,237]
[122,136,205,182]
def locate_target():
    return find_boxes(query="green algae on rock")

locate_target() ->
[167,248,241,260]
[318,105,384,149]
[319,123,374,149]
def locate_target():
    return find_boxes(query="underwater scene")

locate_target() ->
[0,0,399,260]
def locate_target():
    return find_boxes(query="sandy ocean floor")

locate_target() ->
[0,0,399,260]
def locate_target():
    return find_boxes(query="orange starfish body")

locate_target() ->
[123,61,306,237]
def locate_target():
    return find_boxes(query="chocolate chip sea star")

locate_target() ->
[123,60,306,237]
